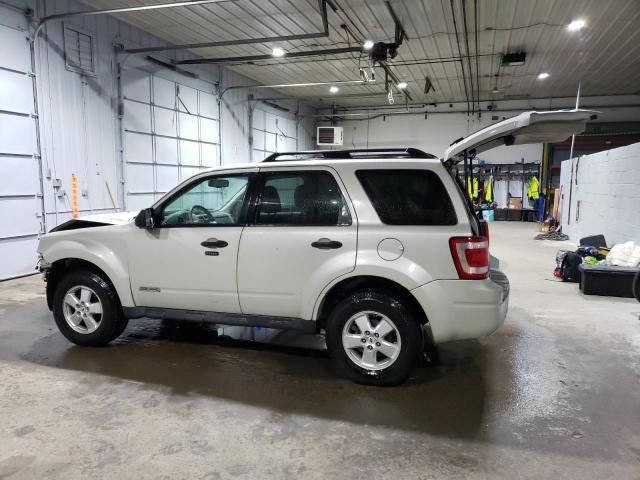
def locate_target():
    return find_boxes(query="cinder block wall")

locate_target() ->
[560,142,640,245]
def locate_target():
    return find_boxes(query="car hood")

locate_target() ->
[49,211,137,232]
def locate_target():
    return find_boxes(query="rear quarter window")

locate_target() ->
[356,169,457,225]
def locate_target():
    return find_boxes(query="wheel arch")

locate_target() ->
[315,275,430,332]
[46,258,123,311]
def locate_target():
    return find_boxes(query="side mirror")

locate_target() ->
[135,208,155,229]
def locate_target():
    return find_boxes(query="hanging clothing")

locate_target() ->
[467,177,479,200]
[484,176,494,202]
[527,176,540,200]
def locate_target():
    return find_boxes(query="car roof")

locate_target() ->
[198,156,444,174]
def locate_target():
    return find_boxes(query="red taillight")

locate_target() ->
[478,218,490,245]
[449,236,490,280]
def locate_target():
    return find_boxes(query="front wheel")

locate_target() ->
[53,270,128,346]
[325,290,421,386]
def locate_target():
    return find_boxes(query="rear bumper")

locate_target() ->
[411,270,509,343]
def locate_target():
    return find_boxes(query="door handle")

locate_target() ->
[201,238,228,248]
[311,238,342,250]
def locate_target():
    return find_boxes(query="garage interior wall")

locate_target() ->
[0,0,315,280]
[559,142,640,245]
[321,95,640,164]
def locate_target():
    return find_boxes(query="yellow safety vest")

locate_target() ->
[485,176,493,202]
[467,178,479,200]
[528,176,540,200]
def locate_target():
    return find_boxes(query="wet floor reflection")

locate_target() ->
[18,314,490,439]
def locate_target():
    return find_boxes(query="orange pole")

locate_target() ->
[71,174,79,219]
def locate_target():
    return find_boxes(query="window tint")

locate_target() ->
[160,174,249,226]
[256,171,351,226]
[356,170,457,225]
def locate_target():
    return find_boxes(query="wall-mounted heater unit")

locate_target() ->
[317,126,344,146]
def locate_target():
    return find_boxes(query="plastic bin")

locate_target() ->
[482,209,495,222]
[578,264,639,298]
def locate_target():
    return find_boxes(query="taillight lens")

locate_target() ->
[478,218,490,245]
[449,236,490,280]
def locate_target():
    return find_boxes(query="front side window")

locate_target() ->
[160,174,249,226]
[255,171,351,226]
[356,169,457,225]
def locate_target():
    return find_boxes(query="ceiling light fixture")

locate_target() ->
[271,47,285,57]
[491,86,500,94]
[537,72,550,80]
[397,81,408,89]
[329,85,339,93]
[567,19,586,31]
[363,40,374,50]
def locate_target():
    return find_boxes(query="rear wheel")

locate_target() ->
[53,270,128,346]
[325,290,421,386]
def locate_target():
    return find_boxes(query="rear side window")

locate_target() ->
[255,171,351,226]
[356,169,457,225]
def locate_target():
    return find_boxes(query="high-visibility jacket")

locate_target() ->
[485,176,494,202]
[467,177,479,200]
[528,176,540,200]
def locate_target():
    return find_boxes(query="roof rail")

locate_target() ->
[262,148,436,162]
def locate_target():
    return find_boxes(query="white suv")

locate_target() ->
[37,110,593,385]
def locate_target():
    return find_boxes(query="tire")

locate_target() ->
[633,271,640,302]
[325,289,421,386]
[52,270,128,347]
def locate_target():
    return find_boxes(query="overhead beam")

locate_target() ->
[36,0,233,23]
[32,0,236,40]
[125,32,324,54]
[176,46,363,65]
[123,0,337,54]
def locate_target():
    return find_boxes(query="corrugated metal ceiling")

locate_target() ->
[82,0,640,108]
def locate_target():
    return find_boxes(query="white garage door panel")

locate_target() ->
[253,110,265,130]
[123,100,151,132]
[122,69,150,102]
[178,86,198,113]
[179,112,199,140]
[265,132,276,152]
[155,136,178,164]
[0,197,40,237]
[0,114,35,155]
[0,156,38,194]
[127,194,155,211]
[124,132,152,164]
[0,11,42,279]
[253,129,265,150]
[180,140,200,166]
[0,237,38,280]
[181,166,202,180]
[252,149,265,163]
[0,25,29,73]
[156,165,179,192]
[199,92,217,118]
[154,107,176,136]
[153,77,175,108]
[0,70,33,113]
[201,143,218,167]
[265,113,277,132]
[127,164,154,193]
[201,118,218,142]
[123,67,219,211]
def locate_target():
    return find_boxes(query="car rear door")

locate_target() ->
[237,166,357,319]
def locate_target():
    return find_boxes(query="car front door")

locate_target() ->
[237,167,357,319]
[128,170,256,312]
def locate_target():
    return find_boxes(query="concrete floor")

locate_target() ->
[1,222,639,479]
